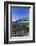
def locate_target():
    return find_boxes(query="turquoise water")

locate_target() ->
[15,21,29,26]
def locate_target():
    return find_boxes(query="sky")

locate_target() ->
[11,7,29,22]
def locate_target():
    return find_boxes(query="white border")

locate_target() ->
[8,4,33,41]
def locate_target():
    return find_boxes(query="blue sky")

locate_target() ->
[11,7,29,22]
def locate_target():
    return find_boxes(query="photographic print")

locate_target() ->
[10,7,29,37]
[4,2,35,44]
